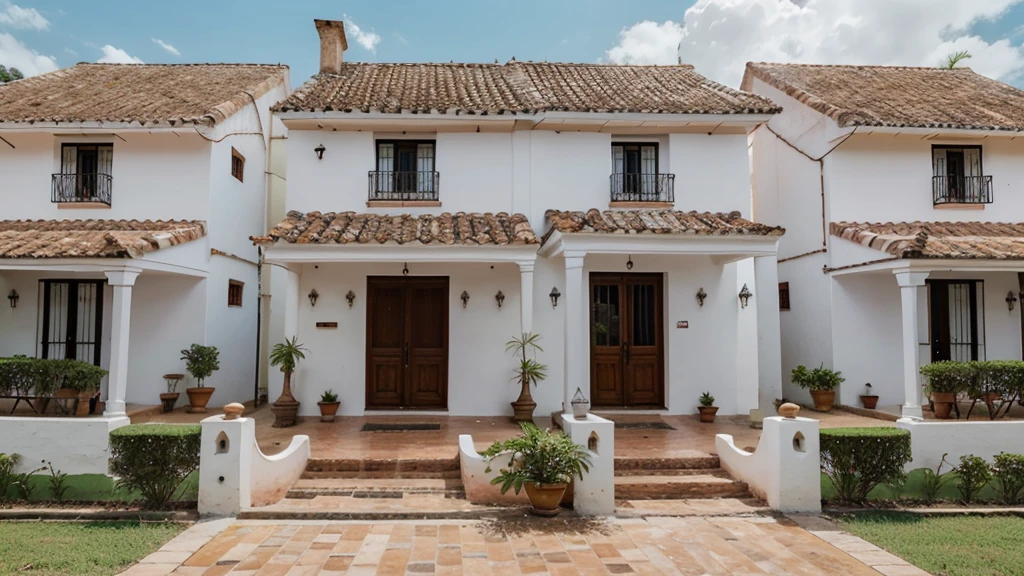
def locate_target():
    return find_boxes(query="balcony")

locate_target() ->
[368,171,440,203]
[51,173,112,206]
[933,175,993,206]
[610,173,675,204]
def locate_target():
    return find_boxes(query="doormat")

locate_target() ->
[360,423,441,432]
[614,421,675,430]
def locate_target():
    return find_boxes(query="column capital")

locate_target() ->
[564,251,586,269]
[104,268,141,287]
[517,261,536,273]
[894,270,929,288]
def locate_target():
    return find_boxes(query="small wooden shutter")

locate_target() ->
[778,282,791,311]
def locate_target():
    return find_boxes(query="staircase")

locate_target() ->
[613,455,751,500]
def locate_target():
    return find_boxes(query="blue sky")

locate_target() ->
[5,1,1024,88]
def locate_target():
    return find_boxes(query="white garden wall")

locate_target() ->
[896,418,1024,472]
[0,415,129,475]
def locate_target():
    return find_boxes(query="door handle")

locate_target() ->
[403,343,409,367]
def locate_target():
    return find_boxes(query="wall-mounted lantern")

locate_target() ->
[314,144,326,160]
[7,289,18,309]
[461,291,470,308]
[626,255,633,270]
[549,287,561,308]
[495,290,505,309]
[402,262,409,276]
[696,287,707,307]
[738,284,753,309]
[1008,290,1018,312]
[308,288,319,307]
[345,290,356,308]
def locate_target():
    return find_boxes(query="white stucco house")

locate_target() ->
[254,20,786,420]
[0,63,290,417]
[745,63,1024,418]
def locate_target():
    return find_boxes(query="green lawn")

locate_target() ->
[839,512,1024,576]
[3,472,199,503]
[0,521,186,576]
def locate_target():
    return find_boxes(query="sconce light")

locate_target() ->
[1007,290,1018,312]
[345,290,356,308]
[308,288,319,307]
[461,291,470,308]
[626,255,633,270]
[7,289,18,309]
[696,287,707,307]
[314,144,325,160]
[549,287,561,308]
[738,284,753,309]
[402,262,409,276]
[495,290,505,309]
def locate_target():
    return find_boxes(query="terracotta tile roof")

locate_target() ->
[743,63,1024,131]
[0,63,288,126]
[254,210,539,246]
[0,219,207,259]
[275,62,779,116]
[830,221,1024,259]
[544,209,785,242]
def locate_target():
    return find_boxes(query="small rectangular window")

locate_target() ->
[228,280,243,307]
[231,148,245,182]
[778,282,791,311]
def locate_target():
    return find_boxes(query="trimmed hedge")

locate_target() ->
[920,360,1024,417]
[109,424,201,509]
[0,356,107,396]
[820,427,912,503]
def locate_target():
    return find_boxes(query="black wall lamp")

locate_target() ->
[308,288,319,307]
[626,255,633,270]
[346,290,356,308]
[461,291,470,308]
[738,284,753,309]
[549,287,561,308]
[495,290,505,309]
[314,144,326,160]
[7,289,18,309]
[1008,290,1018,312]
[696,287,707,307]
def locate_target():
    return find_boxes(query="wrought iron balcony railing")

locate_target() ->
[610,173,675,203]
[368,171,440,202]
[51,173,112,205]
[932,175,993,205]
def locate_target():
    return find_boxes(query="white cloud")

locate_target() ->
[97,44,143,64]
[343,14,381,53]
[0,32,56,76]
[605,0,1024,87]
[152,37,179,56]
[0,3,49,31]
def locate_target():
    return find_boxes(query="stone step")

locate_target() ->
[614,455,721,472]
[239,493,507,521]
[614,473,750,500]
[303,457,460,479]
[613,467,729,477]
[286,478,465,499]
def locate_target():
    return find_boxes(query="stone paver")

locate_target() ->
[791,515,931,576]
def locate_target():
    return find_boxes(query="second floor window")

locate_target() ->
[932,145,992,205]
[231,148,245,182]
[372,140,438,201]
[55,144,113,204]
[611,143,673,203]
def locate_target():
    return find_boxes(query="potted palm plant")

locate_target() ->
[270,336,308,428]
[508,333,547,423]
[697,391,718,423]
[791,363,844,412]
[181,344,220,413]
[318,389,340,422]
[482,423,591,517]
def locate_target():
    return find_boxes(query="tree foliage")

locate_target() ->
[0,65,24,83]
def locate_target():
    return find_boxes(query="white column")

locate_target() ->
[103,269,140,417]
[754,255,783,418]
[563,252,587,413]
[518,261,535,335]
[283,266,301,340]
[895,270,929,420]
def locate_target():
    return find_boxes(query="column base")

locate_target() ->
[103,400,126,418]
[901,403,924,420]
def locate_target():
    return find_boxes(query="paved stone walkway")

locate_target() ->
[122,513,895,575]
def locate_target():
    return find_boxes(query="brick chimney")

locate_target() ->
[314,19,348,75]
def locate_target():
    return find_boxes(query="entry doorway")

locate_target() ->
[928,279,984,362]
[39,279,105,365]
[589,273,664,407]
[365,276,449,410]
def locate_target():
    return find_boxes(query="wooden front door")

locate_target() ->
[928,280,980,362]
[40,279,105,365]
[589,273,664,407]
[366,277,448,410]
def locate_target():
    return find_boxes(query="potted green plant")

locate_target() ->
[160,374,184,413]
[920,361,971,419]
[318,389,340,423]
[697,391,718,423]
[482,423,591,517]
[270,336,308,428]
[791,364,844,412]
[181,344,220,413]
[507,333,547,423]
[860,382,879,410]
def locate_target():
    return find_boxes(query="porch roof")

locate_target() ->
[0,219,207,259]
[543,209,785,244]
[831,221,1024,260]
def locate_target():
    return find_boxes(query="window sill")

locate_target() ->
[933,203,986,210]
[56,202,111,209]
[367,200,442,208]
[609,201,674,209]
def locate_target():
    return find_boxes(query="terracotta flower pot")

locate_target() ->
[931,391,956,419]
[524,482,568,517]
[186,387,215,413]
[698,406,719,423]
[159,392,180,413]
[982,392,1002,404]
[318,401,341,423]
[511,379,536,423]
[860,395,879,410]
[809,390,835,412]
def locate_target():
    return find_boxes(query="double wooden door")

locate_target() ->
[40,279,105,365]
[590,273,664,407]
[366,277,448,410]
[928,280,980,362]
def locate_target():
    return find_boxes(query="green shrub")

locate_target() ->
[820,427,912,503]
[180,344,220,387]
[920,361,974,395]
[955,455,991,503]
[991,452,1024,505]
[0,356,106,397]
[792,364,844,391]
[0,453,20,501]
[109,424,201,509]
[920,453,954,504]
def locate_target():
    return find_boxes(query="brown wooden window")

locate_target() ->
[778,282,791,311]
[231,148,245,182]
[228,280,244,307]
